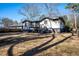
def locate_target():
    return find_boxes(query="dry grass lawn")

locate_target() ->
[0,32,79,56]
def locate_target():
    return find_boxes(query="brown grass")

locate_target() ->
[0,33,79,56]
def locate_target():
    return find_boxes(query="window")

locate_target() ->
[55,21,58,24]
[44,20,47,24]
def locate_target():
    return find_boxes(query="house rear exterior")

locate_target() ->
[22,17,65,33]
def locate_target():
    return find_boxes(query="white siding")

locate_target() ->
[51,20,60,28]
[23,22,31,30]
[40,19,51,28]
[22,18,64,32]
[40,19,60,29]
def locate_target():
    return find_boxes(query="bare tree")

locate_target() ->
[44,3,61,18]
[0,18,2,23]
[13,21,18,25]
[65,3,79,36]
[19,4,41,21]
[1,17,14,28]
[19,3,61,20]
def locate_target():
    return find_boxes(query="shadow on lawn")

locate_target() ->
[20,35,72,56]
[8,35,55,56]
[0,32,23,37]
[7,34,72,56]
[0,34,51,47]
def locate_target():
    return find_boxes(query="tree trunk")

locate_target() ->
[77,28,79,37]
[72,13,77,36]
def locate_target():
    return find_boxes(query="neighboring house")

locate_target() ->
[8,23,23,30]
[22,17,65,33]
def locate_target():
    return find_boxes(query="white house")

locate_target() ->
[8,23,23,29]
[22,17,65,33]
[40,17,65,32]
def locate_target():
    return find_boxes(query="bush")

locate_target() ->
[0,28,22,33]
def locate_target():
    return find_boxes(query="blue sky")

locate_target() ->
[0,3,71,22]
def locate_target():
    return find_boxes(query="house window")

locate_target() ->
[55,21,58,24]
[44,20,47,24]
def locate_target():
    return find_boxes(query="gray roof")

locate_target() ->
[22,17,65,24]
